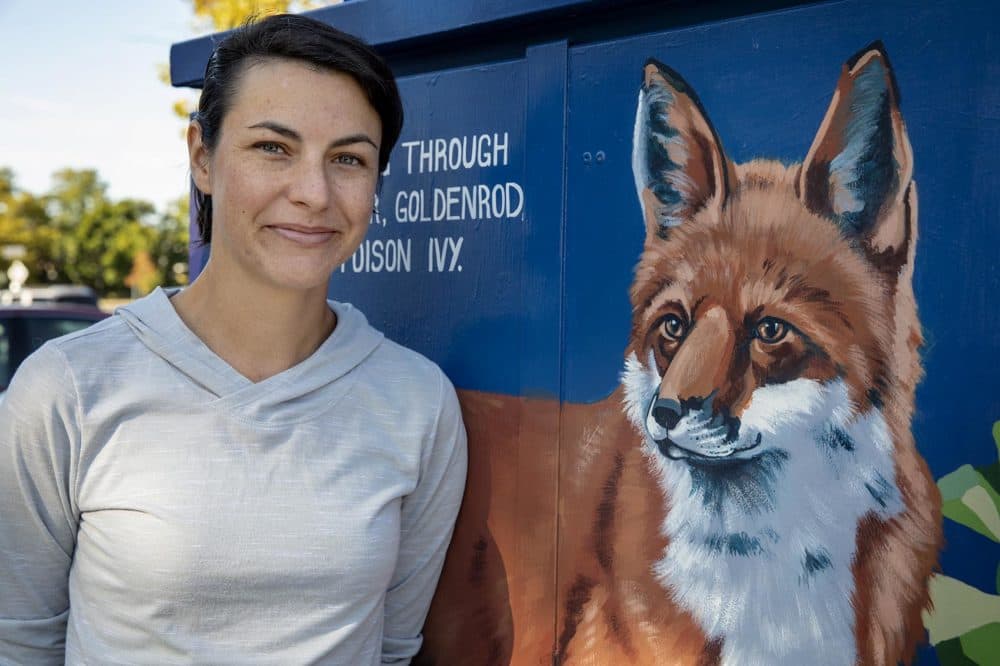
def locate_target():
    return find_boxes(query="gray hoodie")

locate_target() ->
[0,287,467,664]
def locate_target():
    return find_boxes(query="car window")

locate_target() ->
[23,317,97,356]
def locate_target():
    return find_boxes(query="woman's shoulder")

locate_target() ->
[333,303,458,420]
[15,313,130,375]
[372,336,446,380]
[0,319,126,429]
[333,300,451,388]
[4,313,145,416]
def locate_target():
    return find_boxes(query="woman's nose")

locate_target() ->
[287,160,331,211]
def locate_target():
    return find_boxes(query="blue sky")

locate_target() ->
[0,1,204,210]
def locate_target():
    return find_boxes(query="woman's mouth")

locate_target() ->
[268,225,336,246]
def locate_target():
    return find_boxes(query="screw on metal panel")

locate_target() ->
[595,151,606,162]
[582,151,593,164]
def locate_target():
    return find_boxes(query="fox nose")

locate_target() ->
[648,393,741,442]
[651,397,683,431]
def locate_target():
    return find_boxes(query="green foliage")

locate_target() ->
[926,421,1000,665]
[0,167,189,297]
[939,465,1000,543]
[935,638,978,666]
[958,623,1000,665]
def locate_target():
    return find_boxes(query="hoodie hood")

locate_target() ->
[115,287,383,424]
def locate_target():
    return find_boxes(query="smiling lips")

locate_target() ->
[268,224,337,246]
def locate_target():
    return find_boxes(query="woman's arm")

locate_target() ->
[0,343,80,663]
[381,371,468,664]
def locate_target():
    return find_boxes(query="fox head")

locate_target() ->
[622,43,919,509]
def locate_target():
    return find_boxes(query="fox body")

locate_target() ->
[555,44,941,665]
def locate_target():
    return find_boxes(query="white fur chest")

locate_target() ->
[623,357,903,665]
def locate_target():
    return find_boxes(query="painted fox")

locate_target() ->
[553,42,942,665]
[419,43,943,666]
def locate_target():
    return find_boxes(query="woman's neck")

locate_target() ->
[170,262,336,383]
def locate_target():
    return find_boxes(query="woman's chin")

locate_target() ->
[240,256,342,295]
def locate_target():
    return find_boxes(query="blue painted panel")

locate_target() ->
[521,41,568,398]
[323,58,563,396]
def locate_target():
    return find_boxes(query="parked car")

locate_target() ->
[0,304,108,398]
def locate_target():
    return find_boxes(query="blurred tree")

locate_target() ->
[0,170,31,275]
[0,168,14,200]
[0,168,64,286]
[125,250,160,297]
[152,196,192,288]
[47,168,106,232]
[0,167,189,297]
[46,171,157,295]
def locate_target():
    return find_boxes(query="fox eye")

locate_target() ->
[659,313,688,341]
[756,317,789,344]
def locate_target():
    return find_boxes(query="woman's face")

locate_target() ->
[189,58,381,293]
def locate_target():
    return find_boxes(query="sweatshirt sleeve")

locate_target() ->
[0,343,80,664]
[380,371,468,664]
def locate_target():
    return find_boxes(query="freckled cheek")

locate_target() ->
[339,179,376,213]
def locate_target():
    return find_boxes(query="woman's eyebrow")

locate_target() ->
[248,121,300,140]
[247,122,377,151]
[330,133,378,150]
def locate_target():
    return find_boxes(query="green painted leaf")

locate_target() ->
[963,486,1000,543]
[924,574,1000,644]
[936,637,977,665]
[959,622,1000,665]
[992,420,1000,457]
[938,465,1000,542]
[981,462,1000,500]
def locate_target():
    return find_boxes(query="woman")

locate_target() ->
[0,14,466,665]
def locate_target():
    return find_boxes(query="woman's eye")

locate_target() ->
[755,317,789,344]
[256,142,285,155]
[659,313,688,341]
[334,154,363,166]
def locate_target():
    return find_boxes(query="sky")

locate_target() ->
[0,1,205,211]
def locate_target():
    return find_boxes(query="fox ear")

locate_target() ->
[633,60,735,241]
[799,43,914,268]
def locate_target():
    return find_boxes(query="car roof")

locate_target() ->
[0,284,100,307]
[0,303,108,319]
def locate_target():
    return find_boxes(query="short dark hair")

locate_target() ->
[192,13,403,244]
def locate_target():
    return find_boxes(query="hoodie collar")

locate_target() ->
[116,287,383,420]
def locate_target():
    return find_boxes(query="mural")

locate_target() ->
[554,42,941,665]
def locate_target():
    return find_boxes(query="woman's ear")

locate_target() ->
[187,121,213,195]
